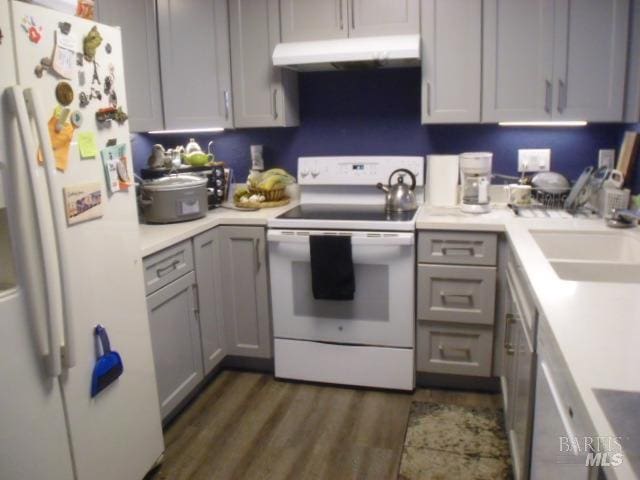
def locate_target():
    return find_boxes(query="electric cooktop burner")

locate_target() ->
[277,204,417,222]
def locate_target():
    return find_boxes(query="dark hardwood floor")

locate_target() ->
[149,370,502,480]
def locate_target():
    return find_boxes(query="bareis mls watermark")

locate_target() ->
[559,436,625,467]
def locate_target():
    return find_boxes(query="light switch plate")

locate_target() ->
[598,149,616,169]
[518,149,551,172]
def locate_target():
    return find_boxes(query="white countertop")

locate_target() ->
[415,204,513,231]
[138,202,297,257]
[139,200,639,477]
[506,219,640,480]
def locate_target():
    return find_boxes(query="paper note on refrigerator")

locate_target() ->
[52,31,76,79]
[78,131,97,159]
[101,146,120,194]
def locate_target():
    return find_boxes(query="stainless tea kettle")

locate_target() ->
[376,168,417,212]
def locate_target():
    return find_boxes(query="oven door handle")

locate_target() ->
[267,230,414,246]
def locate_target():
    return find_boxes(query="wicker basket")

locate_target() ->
[248,186,286,201]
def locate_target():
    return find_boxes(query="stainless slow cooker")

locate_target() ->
[139,174,208,223]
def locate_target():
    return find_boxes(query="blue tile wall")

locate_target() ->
[132,68,637,192]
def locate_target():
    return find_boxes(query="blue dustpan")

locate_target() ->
[91,325,124,397]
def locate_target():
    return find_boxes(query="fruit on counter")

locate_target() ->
[246,168,295,191]
[233,185,249,202]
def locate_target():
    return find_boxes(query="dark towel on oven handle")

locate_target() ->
[309,235,355,301]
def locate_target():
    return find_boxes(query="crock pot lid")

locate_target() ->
[143,174,207,191]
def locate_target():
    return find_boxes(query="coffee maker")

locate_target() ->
[459,152,492,214]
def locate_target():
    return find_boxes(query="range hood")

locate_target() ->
[272,34,420,72]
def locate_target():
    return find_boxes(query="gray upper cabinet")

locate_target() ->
[280,0,418,42]
[95,0,164,132]
[146,272,203,420]
[552,0,629,122]
[483,0,629,123]
[349,0,420,37]
[421,0,481,123]
[482,0,555,122]
[624,0,640,122]
[219,227,272,359]
[230,0,299,128]
[280,0,348,42]
[193,229,226,375]
[157,0,233,129]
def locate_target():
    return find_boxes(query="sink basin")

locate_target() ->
[530,230,640,283]
[548,261,640,283]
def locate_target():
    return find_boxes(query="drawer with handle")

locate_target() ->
[418,231,497,266]
[416,321,493,377]
[143,240,194,295]
[417,264,496,325]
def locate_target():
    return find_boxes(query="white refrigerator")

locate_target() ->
[0,2,165,479]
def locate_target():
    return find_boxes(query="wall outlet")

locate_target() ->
[518,149,551,172]
[598,149,616,169]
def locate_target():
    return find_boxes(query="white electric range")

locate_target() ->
[267,156,425,391]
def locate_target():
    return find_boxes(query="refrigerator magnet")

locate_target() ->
[83,26,102,62]
[55,81,74,106]
[63,182,103,226]
[100,146,121,194]
[21,15,43,44]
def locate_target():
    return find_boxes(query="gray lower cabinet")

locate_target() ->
[416,231,497,377]
[193,229,226,375]
[416,321,493,377]
[219,226,272,358]
[229,0,299,128]
[417,264,496,325]
[146,271,203,420]
[95,0,164,131]
[503,250,537,480]
[421,0,481,124]
[157,0,233,129]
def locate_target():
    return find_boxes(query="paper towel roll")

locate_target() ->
[427,155,459,206]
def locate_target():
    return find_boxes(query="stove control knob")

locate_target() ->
[300,169,309,178]
[311,170,319,178]
[215,189,224,197]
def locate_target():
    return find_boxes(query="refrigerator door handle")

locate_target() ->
[25,88,76,369]
[9,85,63,377]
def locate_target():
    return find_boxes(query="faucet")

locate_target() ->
[606,208,640,228]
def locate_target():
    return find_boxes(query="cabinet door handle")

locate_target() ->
[441,246,474,256]
[503,312,516,349]
[223,90,230,120]
[557,79,566,113]
[157,259,180,277]
[339,0,344,30]
[255,238,261,272]
[425,81,431,116]
[438,344,471,359]
[272,89,278,120]
[439,291,473,304]
[545,79,552,114]
[351,0,355,29]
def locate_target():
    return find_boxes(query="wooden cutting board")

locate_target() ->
[616,131,640,184]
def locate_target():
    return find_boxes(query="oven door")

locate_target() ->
[267,229,415,348]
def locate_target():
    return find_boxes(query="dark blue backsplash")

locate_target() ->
[132,68,638,192]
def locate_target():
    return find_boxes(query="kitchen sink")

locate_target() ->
[530,230,640,283]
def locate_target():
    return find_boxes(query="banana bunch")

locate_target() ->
[247,168,295,191]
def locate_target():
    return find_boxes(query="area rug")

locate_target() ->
[399,402,512,480]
